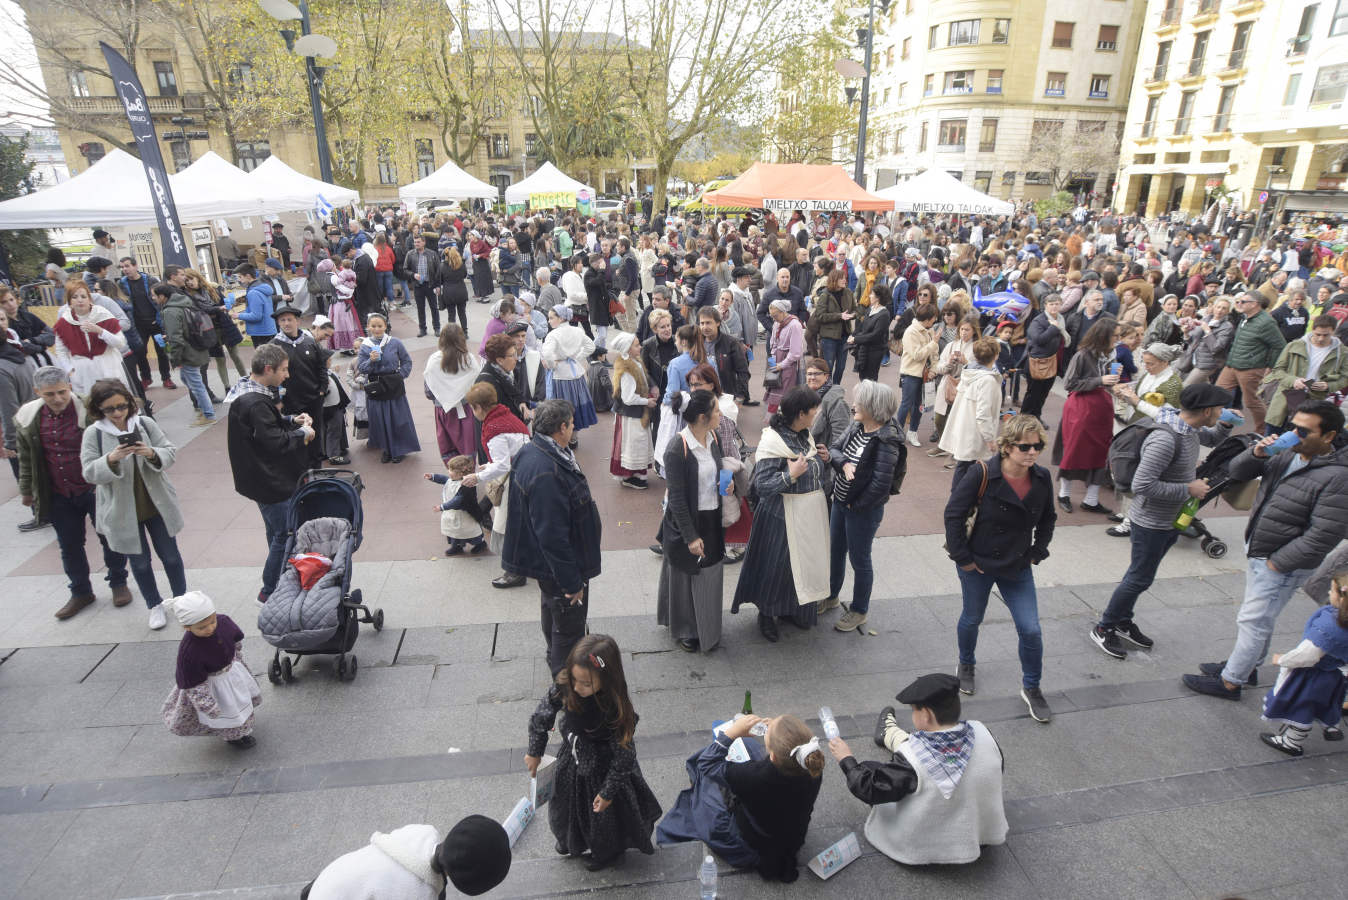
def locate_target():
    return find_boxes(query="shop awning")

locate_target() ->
[701,163,892,212]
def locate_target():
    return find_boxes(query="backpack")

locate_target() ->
[1107,418,1178,493]
[889,438,909,495]
[183,304,219,350]
[587,360,613,413]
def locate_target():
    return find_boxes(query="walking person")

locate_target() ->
[937,338,1003,480]
[225,343,316,605]
[1088,384,1233,659]
[231,264,278,346]
[764,301,804,414]
[1215,292,1287,433]
[1052,318,1120,514]
[271,305,329,465]
[501,399,603,674]
[944,415,1058,722]
[438,248,471,336]
[1021,294,1069,421]
[895,304,941,449]
[182,268,246,395]
[116,256,172,390]
[16,367,132,619]
[51,279,130,396]
[405,234,442,338]
[1182,399,1348,699]
[818,380,904,633]
[357,313,420,464]
[80,379,188,631]
[153,283,218,427]
[160,591,262,750]
[656,390,728,652]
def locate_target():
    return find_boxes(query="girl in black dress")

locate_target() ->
[525,634,662,871]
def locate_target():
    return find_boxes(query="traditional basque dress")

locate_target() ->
[161,614,262,742]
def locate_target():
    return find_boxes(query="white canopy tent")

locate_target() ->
[0,149,170,228]
[398,159,497,205]
[878,169,1014,217]
[170,151,274,219]
[503,162,594,209]
[249,156,361,213]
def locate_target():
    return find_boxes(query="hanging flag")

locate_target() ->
[99,42,190,268]
[315,192,334,220]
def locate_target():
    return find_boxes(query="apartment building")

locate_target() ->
[862,0,1147,202]
[1115,0,1348,220]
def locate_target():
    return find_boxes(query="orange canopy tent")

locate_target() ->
[700,162,892,213]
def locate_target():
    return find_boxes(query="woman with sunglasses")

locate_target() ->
[80,378,188,631]
[943,414,1058,723]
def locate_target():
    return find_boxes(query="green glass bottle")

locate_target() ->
[1174,495,1200,531]
[742,690,752,715]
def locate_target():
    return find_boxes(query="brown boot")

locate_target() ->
[54,593,95,620]
[111,584,133,607]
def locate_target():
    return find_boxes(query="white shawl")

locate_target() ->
[423,351,483,411]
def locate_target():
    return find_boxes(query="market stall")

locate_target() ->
[250,155,361,213]
[503,162,596,213]
[398,159,498,207]
[877,169,1014,217]
[699,162,892,212]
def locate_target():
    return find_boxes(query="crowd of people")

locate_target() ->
[5,200,1348,888]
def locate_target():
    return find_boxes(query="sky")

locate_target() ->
[0,0,52,127]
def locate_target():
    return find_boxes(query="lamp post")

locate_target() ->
[258,0,335,183]
[851,0,891,188]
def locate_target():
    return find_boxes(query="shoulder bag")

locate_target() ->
[1028,355,1058,380]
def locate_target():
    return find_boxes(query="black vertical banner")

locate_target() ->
[99,42,190,268]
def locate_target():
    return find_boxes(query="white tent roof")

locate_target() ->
[170,151,274,220]
[249,156,361,212]
[398,158,497,204]
[877,169,1014,217]
[503,162,594,207]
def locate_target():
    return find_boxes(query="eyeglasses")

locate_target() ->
[100,403,130,414]
[1292,425,1313,438]
[1011,441,1045,453]
[805,371,827,379]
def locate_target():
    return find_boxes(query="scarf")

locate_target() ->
[55,304,119,358]
[92,414,141,439]
[908,722,975,799]
[225,376,279,404]
[480,402,528,457]
[272,329,308,348]
[361,333,390,352]
[424,351,483,411]
[537,433,581,473]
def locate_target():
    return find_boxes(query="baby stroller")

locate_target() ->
[258,470,383,683]
[1180,433,1260,559]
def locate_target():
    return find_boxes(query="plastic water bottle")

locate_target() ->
[819,706,839,740]
[699,855,717,899]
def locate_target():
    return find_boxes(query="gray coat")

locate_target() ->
[80,416,183,555]
[810,382,849,493]
[0,356,34,453]
[1228,441,1348,572]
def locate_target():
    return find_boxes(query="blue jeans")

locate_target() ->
[1100,524,1180,628]
[956,565,1043,688]
[829,501,886,614]
[377,271,394,307]
[1221,558,1313,685]
[258,499,291,597]
[519,253,535,290]
[819,337,846,384]
[895,374,924,433]
[178,364,214,419]
[126,514,187,608]
[394,277,410,303]
[49,490,128,596]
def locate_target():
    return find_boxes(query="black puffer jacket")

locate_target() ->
[943,455,1056,575]
[828,421,905,512]
[1228,440,1348,572]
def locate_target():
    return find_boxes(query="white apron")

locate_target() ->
[197,660,260,729]
[757,427,831,604]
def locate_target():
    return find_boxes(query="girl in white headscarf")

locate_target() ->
[608,331,656,488]
[160,591,263,749]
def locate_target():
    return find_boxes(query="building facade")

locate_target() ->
[860,0,1147,202]
[1115,0,1348,221]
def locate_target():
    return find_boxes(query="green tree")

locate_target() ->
[762,12,855,165]
[0,135,50,284]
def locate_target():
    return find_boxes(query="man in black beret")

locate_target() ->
[826,673,1007,866]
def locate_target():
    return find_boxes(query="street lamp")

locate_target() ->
[836,0,890,187]
[258,0,336,184]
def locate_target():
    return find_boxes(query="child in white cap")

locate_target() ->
[159,591,262,749]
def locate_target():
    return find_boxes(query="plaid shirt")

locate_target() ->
[40,404,90,497]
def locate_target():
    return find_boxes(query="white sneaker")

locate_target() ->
[906,430,922,448]
[148,604,167,630]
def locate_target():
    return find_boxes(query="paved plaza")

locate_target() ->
[1,305,1345,900]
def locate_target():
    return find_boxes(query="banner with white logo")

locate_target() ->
[99,42,190,268]
[763,199,853,212]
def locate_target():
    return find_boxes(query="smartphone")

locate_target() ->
[117,433,140,448]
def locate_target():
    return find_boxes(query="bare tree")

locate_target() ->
[1025,119,1120,193]
[411,1,500,168]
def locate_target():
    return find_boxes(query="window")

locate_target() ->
[1228,22,1251,69]
[1025,171,1051,185]
[169,140,191,173]
[919,121,928,152]
[333,140,358,180]
[1333,0,1348,36]
[1044,72,1066,97]
[979,118,998,152]
[80,141,105,164]
[949,19,980,46]
[1052,21,1074,49]
[1152,40,1172,81]
[489,133,510,159]
[153,61,177,97]
[902,37,911,59]
[1175,90,1197,134]
[883,87,891,106]
[886,47,894,67]
[377,140,397,185]
[986,69,1004,93]
[1142,95,1160,136]
[1291,5,1317,55]
[415,139,434,178]
[488,173,511,196]
[1310,62,1348,104]
[235,140,270,172]
[229,63,256,89]
[1214,85,1236,130]
[1097,25,1119,51]
[525,133,539,156]
[1272,147,1289,167]
[67,70,90,98]
[938,119,967,148]
[924,74,934,96]
[1161,1,1181,25]
[898,81,907,100]
[943,70,974,94]
[1002,171,1016,186]
[929,25,938,49]
[893,128,904,153]
[1284,73,1302,106]
[1197,0,1219,11]
[992,19,1010,44]
[1089,75,1110,99]
[1188,31,1209,76]
[974,171,993,193]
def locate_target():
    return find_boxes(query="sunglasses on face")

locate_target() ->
[100,403,130,414]
[1012,441,1045,453]
[1292,425,1313,438]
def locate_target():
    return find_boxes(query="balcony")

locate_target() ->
[1173,116,1192,136]
[1146,63,1168,84]
[1097,40,1118,51]
[64,95,183,116]
[1044,87,1066,97]
[1192,0,1221,25]
[943,86,973,95]
[979,142,997,153]
[1139,121,1157,139]
[1288,35,1311,56]
[986,86,1002,94]
[1158,6,1182,34]
[1186,57,1206,77]
[1211,113,1232,132]
[1088,89,1109,99]
[1223,49,1246,70]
